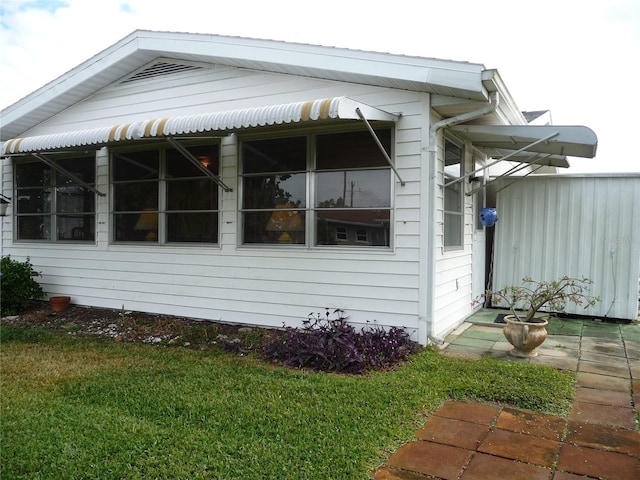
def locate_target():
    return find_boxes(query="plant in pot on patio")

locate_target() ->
[479,276,600,358]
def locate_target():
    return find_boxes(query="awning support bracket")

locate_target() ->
[32,153,106,197]
[165,136,233,192]
[467,163,546,196]
[355,107,405,186]
[444,131,560,188]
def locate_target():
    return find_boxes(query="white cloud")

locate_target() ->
[1,0,638,172]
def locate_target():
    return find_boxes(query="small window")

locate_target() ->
[444,139,464,249]
[15,156,96,241]
[241,137,307,245]
[314,131,391,247]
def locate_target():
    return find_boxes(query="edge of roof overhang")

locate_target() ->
[450,124,598,158]
[1,97,398,155]
[1,30,488,141]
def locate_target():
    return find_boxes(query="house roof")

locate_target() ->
[1,30,515,142]
[1,30,597,167]
[523,110,550,123]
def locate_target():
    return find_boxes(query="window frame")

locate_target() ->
[13,155,97,243]
[473,158,486,232]
[110,141,221,246]
[238,127,394,249]
[443,137,465,251]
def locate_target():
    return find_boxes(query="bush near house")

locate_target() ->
[0,256,45,317]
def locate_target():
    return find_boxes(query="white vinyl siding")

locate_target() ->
[1,67,427,336]
[433,134,475,338]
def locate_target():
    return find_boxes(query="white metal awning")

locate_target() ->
[449,124,598,158]
[1,97,399,155]
[445,124,598,194]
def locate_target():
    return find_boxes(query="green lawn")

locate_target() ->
[1,326,575,479]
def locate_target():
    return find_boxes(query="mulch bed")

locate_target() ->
[2,301,255,348]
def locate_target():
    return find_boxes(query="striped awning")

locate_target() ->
[2,97,398,155]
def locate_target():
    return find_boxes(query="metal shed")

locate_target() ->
[492,174,640,321]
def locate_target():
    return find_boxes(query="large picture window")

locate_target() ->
[15,157,96,241]
[241,129,392,247]
[112,143,219,244]
[444,138,464,249]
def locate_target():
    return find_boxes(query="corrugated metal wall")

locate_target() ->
[493,175,640,320]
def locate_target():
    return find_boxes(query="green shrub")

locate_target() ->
[0,256,45,316]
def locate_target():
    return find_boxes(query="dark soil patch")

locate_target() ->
[2,301,272,351]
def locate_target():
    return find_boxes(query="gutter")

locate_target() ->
[425,90,499,345]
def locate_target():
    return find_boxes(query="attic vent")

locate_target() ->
[122,62,204,83]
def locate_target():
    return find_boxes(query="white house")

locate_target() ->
[0,30,598,344]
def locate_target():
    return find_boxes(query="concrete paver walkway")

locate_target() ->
[373,310,639,480]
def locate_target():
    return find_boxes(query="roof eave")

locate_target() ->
[481,69,528,125]
[1,30,489,140]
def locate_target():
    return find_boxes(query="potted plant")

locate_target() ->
[49,296,71,312]
[479,276,599,357]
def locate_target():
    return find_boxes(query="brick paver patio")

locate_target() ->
[373,310,639,480]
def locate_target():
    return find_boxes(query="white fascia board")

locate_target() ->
[135,31,487,98]
[1,34,146,139]
[3,35,136,116]
[481,69,527,125]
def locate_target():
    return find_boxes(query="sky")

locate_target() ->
[1,0,639,173]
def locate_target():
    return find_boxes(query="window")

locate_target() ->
[241,136,307,244]
[241,129,392,247]
[15,156,96,241]
[315,131,391,246]
[112,143,219,244]
[444,138,464,249]
[336,226,347,241]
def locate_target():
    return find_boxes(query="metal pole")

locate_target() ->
[165,137,233,192]
[32,153,106,197]
[355,107,405,186]
[444,131,560,188]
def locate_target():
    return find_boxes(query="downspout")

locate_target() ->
[426,90,499,345]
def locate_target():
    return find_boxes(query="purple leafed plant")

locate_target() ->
[263,309,420,374]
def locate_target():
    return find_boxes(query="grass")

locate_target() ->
[1,325,575,480]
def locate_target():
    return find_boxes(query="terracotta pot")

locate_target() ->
[502,315,548,358]
[49,296,71,312]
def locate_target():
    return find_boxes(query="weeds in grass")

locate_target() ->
[216,334,247,354]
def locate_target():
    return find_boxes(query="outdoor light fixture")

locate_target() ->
[0,193,10,217]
